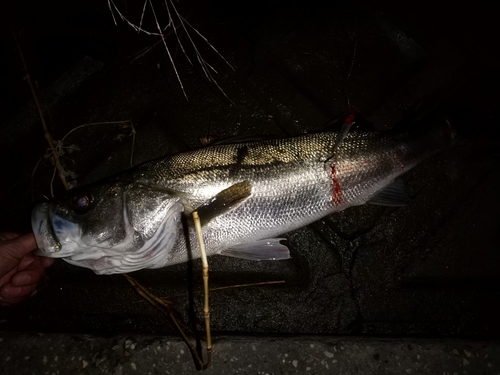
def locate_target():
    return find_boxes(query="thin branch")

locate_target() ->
[46,120,135,194]
[60,120,133,144]
[126,23,180,63]
[208,280,285,293]
[10,25,70,191]
[139,0,148,31]
[192,211,212,368]
[108,0,163,35]
[148,0,188,100]
[123,274,205,369]
[108,0,234,101]
[130,123,136,167]
[128,280,286,303]
[164,0,192,65]
[178,11,235,71]
[49,163,58,197]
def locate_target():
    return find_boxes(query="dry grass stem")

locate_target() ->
[158,280,286,300]
[126,280,285,305]
[108,0,234,100]
[10,25,70,191]
[59,120,136,168]
[33,120,136,196]
[123,274,205,369]
[192,211,212,367]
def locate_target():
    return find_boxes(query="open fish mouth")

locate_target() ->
[32,203,82,258]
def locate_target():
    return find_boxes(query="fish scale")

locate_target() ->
[139,126,453,265]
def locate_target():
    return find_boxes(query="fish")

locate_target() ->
[31,118,455,275]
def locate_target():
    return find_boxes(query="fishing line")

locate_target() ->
[325,25,358,165]
[342,4,357,115]
[345,37,357,113]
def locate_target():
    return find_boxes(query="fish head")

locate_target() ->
[32,175,184,274]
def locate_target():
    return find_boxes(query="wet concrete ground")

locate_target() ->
[1,0,500,372]
[2,332,499,374]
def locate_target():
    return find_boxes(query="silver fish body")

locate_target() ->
[32,121,454,274]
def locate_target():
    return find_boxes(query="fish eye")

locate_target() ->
[71,192,93,213]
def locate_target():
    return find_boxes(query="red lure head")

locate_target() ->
[344,113,356,125]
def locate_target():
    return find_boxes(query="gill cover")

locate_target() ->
[32,178,184,274]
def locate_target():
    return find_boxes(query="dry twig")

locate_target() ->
[31,120,136,197]
[123,274,205,369]
[157,280,286,300]
[10,25,70,191]
[192,210,212,367]
[107,0,234,100]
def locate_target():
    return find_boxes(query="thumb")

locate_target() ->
[0,233,37,276]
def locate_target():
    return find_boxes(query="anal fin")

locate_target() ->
[220,238,290,261]
[368,180,410,207]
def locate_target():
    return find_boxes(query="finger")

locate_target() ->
[0,283,37,300]
[0,259,18,284]
[0,234,38,277]
[18,254,54,271]
[17,254,37,271]
[10,256,45,286]
[11,268,45,287]
[0,267,17,288]
[0,232,22,241]
[40,257,55,268]
[2,233,37,260]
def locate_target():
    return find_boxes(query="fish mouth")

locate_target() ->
[31,203,83,258]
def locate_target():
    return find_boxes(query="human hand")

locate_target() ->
[0,232,54,306]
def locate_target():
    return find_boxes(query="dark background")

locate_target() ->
[0,0,499,337]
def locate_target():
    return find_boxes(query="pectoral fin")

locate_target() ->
[368,180,410,207]
[196,181,252,227]
[220,238,290,261]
